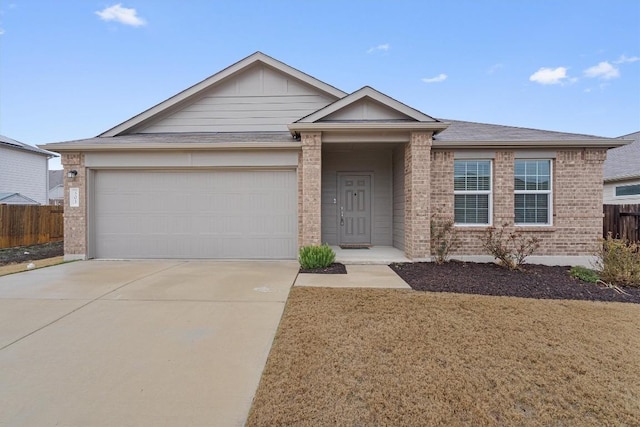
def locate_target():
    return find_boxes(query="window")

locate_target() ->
[454,160,492,225]
[514,160,552,225]
[615,184,640,197]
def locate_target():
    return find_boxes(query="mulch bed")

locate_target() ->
[0,241,64,266]
[390,260,640,304]
[299,262,347,274]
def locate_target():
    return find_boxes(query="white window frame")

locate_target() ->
[514,159,553,226]
[454,160,493,226]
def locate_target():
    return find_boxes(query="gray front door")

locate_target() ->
[338,174,371,245]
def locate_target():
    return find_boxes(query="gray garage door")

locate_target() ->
[93,170,297,259]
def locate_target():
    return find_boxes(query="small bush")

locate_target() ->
[481,224,541,270]
[593,234,640,287]
[570,266,600,283]
[430,215,459,264]
[299,244,336,269]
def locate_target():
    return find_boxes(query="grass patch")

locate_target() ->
[248,288,640,426]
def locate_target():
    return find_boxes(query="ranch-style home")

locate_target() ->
[41,52,629,265]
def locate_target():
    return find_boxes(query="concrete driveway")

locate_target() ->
[0,260,299,427]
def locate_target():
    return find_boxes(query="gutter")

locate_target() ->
[38,142,303,152]
[431,139,631,150]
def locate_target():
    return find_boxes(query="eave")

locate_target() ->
[288,122,450,134]
[38,142,302,152]
[431,139,630,149]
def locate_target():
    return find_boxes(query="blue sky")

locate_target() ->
[1,1,639,170]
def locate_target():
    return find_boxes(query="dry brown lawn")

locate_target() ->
[247,288,640,426]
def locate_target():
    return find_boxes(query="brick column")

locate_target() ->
[61,152,87,260]
[493,151,515,226]
[299,132,322,247]
[404,132,432,259]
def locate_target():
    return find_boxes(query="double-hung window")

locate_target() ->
[514,160,552,225]
[454,160,492,225]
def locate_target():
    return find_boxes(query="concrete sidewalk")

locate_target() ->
[294,264,411,289]
[0,260,298,427]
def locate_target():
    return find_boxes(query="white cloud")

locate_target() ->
[421,73,447,83]
[96,4,146,27]
[614,55,640,64]
[584,61,620,80]
[529,67,569,85]
[367,43,390,54]
[0,28,4,36]
[487,63,503,74]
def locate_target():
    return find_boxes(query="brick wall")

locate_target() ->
[404,132,432,259]
[429,148,606,257]
[61,153,86,258]
[300,132,322,246]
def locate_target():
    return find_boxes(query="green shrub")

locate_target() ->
[593,234,640,287]
[299,244,336,269]
[569,266,600,283]
[430,215,459,264]
[481,224,541,270]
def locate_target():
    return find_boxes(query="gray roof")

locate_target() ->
[604,131,640,181]
[44,132,296,147]
[0,134,57,157]
[49,170,64,189]
[435,119,614,141]
[0,192,40,204]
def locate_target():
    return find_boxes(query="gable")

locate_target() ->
[101,52,346,136]
[295,86,438,124]
[320,98,415,122]
[138,63,337,133]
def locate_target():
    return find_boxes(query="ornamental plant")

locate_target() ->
[481,224,541,270]
[430,214,459,264]
[298,244,336,269]
[593,234,640,287]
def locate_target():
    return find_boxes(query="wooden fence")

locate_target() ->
[0,205,64,249]
[603,204,640,243]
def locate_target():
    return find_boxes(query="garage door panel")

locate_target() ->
[94,170,297,259]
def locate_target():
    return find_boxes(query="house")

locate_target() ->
[48,170,65,205]
[40,52,628,264]
[603,131,640,204]
[0,192,40,205]
[0,135,57,205]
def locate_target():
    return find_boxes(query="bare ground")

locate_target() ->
[247,287,640,426]
[0,241,64,266]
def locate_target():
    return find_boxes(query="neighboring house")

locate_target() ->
[0,192,40,205]
[603,131,640,204]
[0,135,57,205]
[48,170,64,205]
[40,52,628,264]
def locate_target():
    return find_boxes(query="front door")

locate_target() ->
[338,174,372,245]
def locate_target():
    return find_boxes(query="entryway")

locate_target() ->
[338,173,372,245]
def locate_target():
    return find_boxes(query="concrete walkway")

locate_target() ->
[0,260,299,427]
[294,264,411,289]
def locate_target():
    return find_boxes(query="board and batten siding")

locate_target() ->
[139,64,335,133]
[0,146,48,205]
[321,148,393,246]
[392,145,405,250]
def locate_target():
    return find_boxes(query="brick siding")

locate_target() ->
[299,132,322,247]
[404,132,432,259]
[429,148,607,257]
[61,153,86,257]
